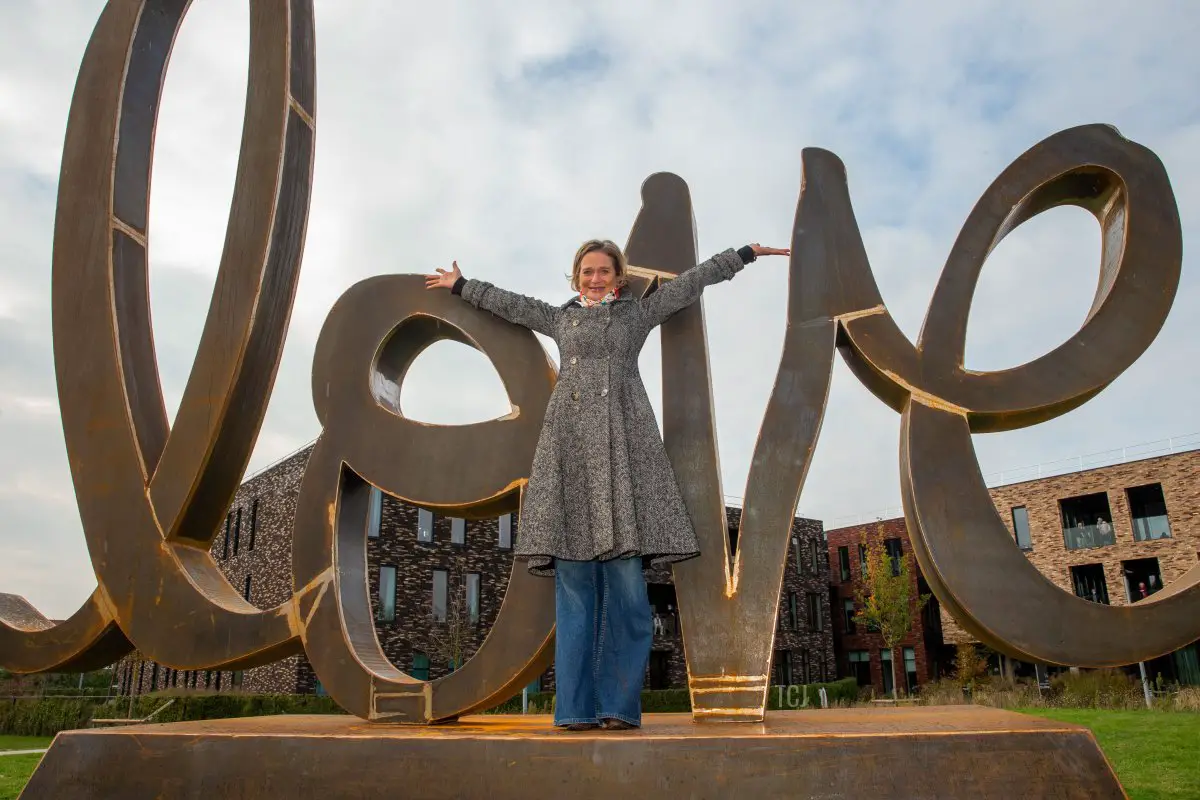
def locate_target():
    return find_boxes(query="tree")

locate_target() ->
[954,643,989,693]
[426,564,477,676]
[852,526,929,698]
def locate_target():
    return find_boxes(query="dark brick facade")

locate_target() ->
[825,519,946,697]
[116,443,836,697]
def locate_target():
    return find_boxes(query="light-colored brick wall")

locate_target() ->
[939,450,1200,645]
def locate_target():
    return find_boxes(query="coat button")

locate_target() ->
[570,357,577,365]
[572,391,580,401]
[572,319,579,327]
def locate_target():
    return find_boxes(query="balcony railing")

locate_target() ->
[652,613,678,637]
[1132,515,1172,542]
[1062,523,1117,551]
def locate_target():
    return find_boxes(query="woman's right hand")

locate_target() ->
[424,261,462,291]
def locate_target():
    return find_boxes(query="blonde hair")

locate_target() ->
[569,239,628,292]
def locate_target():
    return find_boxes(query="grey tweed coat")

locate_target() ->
[460,248,747,576]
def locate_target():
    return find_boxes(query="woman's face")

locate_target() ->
[578,251,618,301]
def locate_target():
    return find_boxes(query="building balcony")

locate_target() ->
[1061,523,1116,551]
[1132,514,1172,542]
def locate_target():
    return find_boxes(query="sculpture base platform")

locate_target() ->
[23,706,1123,799]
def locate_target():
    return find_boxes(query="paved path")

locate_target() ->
[0,749,47,756]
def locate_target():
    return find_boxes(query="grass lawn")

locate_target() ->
[0,737,51,752]
[0,753,42,800]
[1021,709,1200,800]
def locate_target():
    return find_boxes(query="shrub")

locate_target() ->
[0,693,347,737]
[1051,669,1143,710]
[483,680,860,715]
[0,696,105,737]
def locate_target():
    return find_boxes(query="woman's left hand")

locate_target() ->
[749,243,791,258]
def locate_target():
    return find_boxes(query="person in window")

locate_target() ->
[426,239,788,730]
[1096,518,1113,544]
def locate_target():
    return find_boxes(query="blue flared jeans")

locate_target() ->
[553,556,653,727]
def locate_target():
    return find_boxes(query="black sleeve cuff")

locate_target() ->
[451,276,467,295]
[736,245,756,264]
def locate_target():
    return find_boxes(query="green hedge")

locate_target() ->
[0,696,104,737]
[0,679,862,736]
[485,679,859,715]
[0,693,346,737]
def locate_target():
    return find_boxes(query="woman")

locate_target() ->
[425,239,788,730]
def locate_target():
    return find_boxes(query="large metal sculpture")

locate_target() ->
[1,0,1197,728]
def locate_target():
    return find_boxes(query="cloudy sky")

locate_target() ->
[1,1,1198,619]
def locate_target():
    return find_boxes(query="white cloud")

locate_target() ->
[0,0,1197,618]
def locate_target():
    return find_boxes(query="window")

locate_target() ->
[1122,557,1163,601]
[792,536,803,575]
[411,651,430,681]
[432,569,448,621]
[858,543,868,574]
[248,499,258,551]
[232,671,244,690]
[1011,506,1032,550]
[884,538,903,577]
[904,647,917,694]
[377,565,397,621]
[1127,484,1171,541]
[498,514,512,549]
[232,507,242,555]
[466,573,481,624]
[1069,563,1109,605]
[807,593,822,631]
[773,649,793,686]
[848,650,871,686]
[418,508,434,543]
[649,651,671,690]
[843,598,856,635]
[810,540,822,574]
[243,574,252,602]
[1059,492,1115,550]
[222,513,232,559]
[451,517,466,546]
[787,592,798,630]
[881,648,894,695]
[367,487,382,539]
[214,671,222,691]
[728,523,740,555]
[838,546,851,582]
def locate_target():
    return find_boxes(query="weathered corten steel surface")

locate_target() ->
[291,274,557,722]
[0,0,316,674]
[21,708,1125,799]
[1,0,1197,744]
[625,174,832,721]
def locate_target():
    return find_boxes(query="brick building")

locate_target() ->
[116,444,836,696]
[825,518,947,697]
[821,448,1200,692]
[950,449,1200,685]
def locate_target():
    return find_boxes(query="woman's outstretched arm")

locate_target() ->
[425,261,560,337]
[639,244,789,328]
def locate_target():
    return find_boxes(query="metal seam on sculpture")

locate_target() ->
[689,686,765,694]
[111,217,147,247]
[833,305,886,323]
[625,264,678,280]
[297,569,333,631]
[690,708,764,716]
[883,372,969,415]
[289,97,315,130]
[94,584,120,623]
[689,674,768,684]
